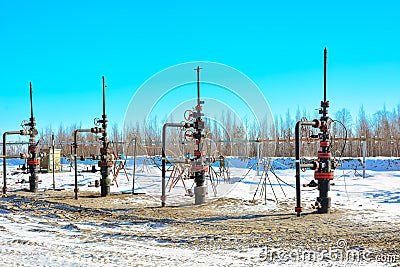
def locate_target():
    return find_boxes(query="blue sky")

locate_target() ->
[1,0,399,133]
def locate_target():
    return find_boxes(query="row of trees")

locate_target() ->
[2,105,399,158]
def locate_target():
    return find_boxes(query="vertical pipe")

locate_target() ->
[100,75,110,197]
[73,130,78,200]
[324,47,327,102]
[362,138,366,179]
[2,133,7,195]
[196,66,201,106]
[295,121,302,217]
[256,142,260,176]
[52,133,55,190]
[73,128,92,199]
[161,124,167,207]
[194,66,207,204]
[132,136,137,195]
[3,131,30,195]
[28,82,39,193]
[102,76,106,118]
[161,123,183,207]
[30,82,34,121]
[295,121,316,216]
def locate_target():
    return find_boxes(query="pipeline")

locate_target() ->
[161,122,188,207]
[2,130,31,195]
[295,121,318,216]
[73,129,95,199]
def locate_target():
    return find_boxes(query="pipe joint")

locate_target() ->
[312,119,321,129]
[20,129,32,135]
[91,127,105,134]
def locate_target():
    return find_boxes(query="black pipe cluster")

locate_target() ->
[2,83,39,195]
[295,48,338,216]
[190,66,206,188]
[73,76,109,199]
[26,82,40,192]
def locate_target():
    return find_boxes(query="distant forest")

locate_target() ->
[2,105,400,159]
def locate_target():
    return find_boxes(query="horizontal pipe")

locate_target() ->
[2,136,397,147]
[1,155,24,159]
[167,159,190,164]
[300,163,315,169]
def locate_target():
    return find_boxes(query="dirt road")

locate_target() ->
[1,190,399,266]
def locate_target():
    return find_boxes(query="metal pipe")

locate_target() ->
[27,82,40,193]
[132,136,137,195]
[161,122,184,207]
[52,133,55,190]
[168,159,190,164]
[102,76,106,119]
[295,120,317,217]
[324,47,327,102]
[99,75,110,197]
[30,82,34,121]
[256,141,260,176]
[362,138,366,179]
[73,128,93,200]
[196,66,201,106]
[300,163,316,169]
[3,131,28,195]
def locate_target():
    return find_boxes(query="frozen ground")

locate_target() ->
[0,157,399,266]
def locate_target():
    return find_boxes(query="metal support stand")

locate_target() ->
[132,136,137,195]
[362,138,366,179]
[52,133,56,190]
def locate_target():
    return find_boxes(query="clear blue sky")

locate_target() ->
[1,0,399,133]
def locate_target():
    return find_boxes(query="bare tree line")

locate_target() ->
[2,104,399,158]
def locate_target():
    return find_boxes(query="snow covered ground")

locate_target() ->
[1,157,399,266]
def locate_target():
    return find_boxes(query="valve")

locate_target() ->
[184,110,193,121]
[303,180,318,187]
[91,127,104,134]
[20,129,31,135]
[184,130,194,141]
